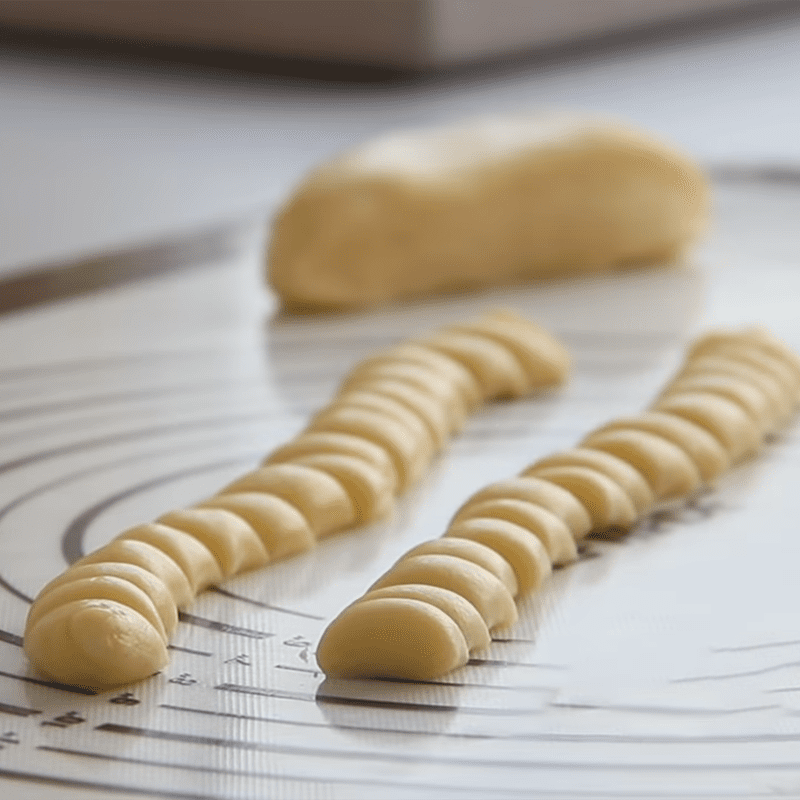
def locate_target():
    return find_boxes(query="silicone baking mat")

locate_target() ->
[1,172,799,799]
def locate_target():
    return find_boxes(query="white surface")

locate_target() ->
[0,177,798,799]
[2,13,800,798]
[1,7,800,275]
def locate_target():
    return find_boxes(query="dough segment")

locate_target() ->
[369,554,518,631]
[267,113,709,310]
[24,310,568,689]
[579,428,702,501]
[455,476,593,540]
[315,598,469,681]
[318,326,799,682]
[529,447,654,515]
[219,463,356,539]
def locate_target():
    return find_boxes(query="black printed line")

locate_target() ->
[0,350,199,384]
[168,644,213,657]
[60,456,250,565]
[0,443,258,603]
[0,378,263,426]
[159,702,491,739]
[0,628,23,647]
[274,664,321,676]
[0,411,268,478]
[207,586,324,620]
[0,574,33,604]
[0,220,244,317]
[253,665,553,692]
[371,673,555,692]
[673,660,800,683]
[491,637,539,644]
[157,704,800,747]
[94,723,800,771]
[0,668,96,695]
[178,612,273,640]
[217,681,541,716]
[37,745,539,797]
[215,683,314,702]
[317,695,463,713]
[317,694,547,716]
[550,702,779,716]
[468,658,567,669]
[710,164,800,184]
[1,763,216,800]
[712,639,800,653]
[0,701,40,717]
[513,731,800,745]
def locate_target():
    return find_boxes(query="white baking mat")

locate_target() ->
[0,174,799,799]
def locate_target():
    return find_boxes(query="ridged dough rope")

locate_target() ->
[268,113,709,311]
[317,326,800,681]
[23,310,570,690]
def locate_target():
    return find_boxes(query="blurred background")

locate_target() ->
[1,0,800,285]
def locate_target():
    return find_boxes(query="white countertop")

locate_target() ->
[2,5,800,275]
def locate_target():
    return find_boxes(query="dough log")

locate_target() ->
[268,113,709,310]
[317,326,799,681]
[23,310,569,690]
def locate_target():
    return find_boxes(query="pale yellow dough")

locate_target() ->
[316,598,469,680]
[361,584,491,652]
[318,326,800,686]
[157,507,269,576]
[651,391,762,462]
[308,403,433,490]
[268,113,708,310]
[76,539,193,607]
[445,517,552,592]
[116,523,223,594]
[23,600,168,690]
[37,561,179,636]
[451,497,578,566]
[455,476,593,540]
[588,412,730,483]
[520,465,638,534]
[530,447,654,515]
[24,310,570,689]
[418,330,530,400]
[287,453,395,524]
[447,309,572,390]
[678,356,793,427]
[401,537,519,597]
[341,344,480,417]
[340,379,453,446]
[199,493,315,562]
[370,554,518,631]
[219,463,356,539]
[24,575,168,644]
[264,431,398,495]
[580,428,702,501]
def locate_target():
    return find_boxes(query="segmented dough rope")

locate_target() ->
[317,326,800,681]
[23,310,569,690]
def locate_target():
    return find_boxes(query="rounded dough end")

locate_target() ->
[317,597,469,680]
[25,599,168,689]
